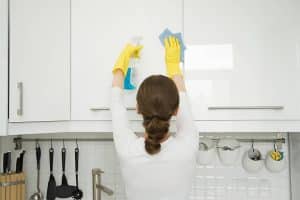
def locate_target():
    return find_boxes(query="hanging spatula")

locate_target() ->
[46,146,56,200]
[56,145,76,198]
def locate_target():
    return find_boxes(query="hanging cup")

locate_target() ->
[197,138,216,165]
[242,141,264,173]
[265,142,286,173]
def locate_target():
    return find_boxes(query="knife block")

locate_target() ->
[0,172,26,200]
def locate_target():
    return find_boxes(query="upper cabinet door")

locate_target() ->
[184,0,300,120]
[9,0,70,122]
[0,0,8,135]
[72,0,182,120]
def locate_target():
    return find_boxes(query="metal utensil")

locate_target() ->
[56,142,76,198]
[72,143,83,200]
[30,142,44,200]
[216,145,241,151]
[46,142,56,200]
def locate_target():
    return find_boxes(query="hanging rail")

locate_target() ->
[202,137,285,144]
[13,136,285,150]
[13,137,113,150]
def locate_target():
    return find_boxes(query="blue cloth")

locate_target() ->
[159,28,186,62]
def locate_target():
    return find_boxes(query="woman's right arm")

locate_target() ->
[164,37,186,92]
[172,75,186,92]
[172,75,197,144]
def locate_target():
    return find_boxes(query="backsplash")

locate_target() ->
[0,133,290,200]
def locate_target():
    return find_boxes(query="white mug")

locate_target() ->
[265,149,286,173]
[242,145,263,173]
[217,138,240,166]
[197,138,215,165]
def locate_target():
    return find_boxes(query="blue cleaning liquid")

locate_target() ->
[124,67,136,90]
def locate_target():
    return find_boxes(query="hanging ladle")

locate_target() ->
[30,141,44,200]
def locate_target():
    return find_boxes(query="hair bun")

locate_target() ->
[146,117,169,133]
[145,138,161,155]
[143,117,170,155]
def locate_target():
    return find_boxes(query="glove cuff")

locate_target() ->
[112,53,130,75]
[112,66,126,75]
[167,63,182,78]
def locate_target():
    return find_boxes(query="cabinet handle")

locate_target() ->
[90,107,136,111]
[17,82,23,116]
[208,106,284,110]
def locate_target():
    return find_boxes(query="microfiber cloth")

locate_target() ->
[159,28,186,62]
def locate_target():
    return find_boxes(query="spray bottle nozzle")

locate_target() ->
[124,36,142,90]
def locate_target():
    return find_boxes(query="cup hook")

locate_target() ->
[273,141,278,152]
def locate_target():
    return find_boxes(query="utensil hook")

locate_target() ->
[273,141,278,152]
[76,138,79,148]
[63,139,65,148]
[50,138,53,149]
[251,139,254,152]
[35,139,39,148]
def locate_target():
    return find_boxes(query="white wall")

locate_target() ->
[289,134,300,200]
[0,133,290,200]
[0,0,8,135]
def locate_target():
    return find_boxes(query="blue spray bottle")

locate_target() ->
[124,36,142,90]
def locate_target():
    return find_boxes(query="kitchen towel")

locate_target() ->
[159,28,186,62]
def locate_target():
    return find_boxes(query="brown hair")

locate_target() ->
[137,75,179,155]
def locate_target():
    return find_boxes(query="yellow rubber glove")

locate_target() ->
[112,44,143,75]
[164,36,182,77]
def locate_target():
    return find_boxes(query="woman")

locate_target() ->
[111,36,198,200]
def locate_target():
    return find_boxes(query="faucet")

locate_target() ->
[92,168,114,200]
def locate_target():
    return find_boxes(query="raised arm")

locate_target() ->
[164,37,198,144]
[112,44,143,88]
[164,37,186,92]
[111,44,143,156]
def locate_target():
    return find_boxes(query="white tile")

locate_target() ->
[0,133,290,200]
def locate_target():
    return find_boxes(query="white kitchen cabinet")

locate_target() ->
[71,0,182,120]
[0,0,8,135]
[9,0,70,122]
[184,0,300,120]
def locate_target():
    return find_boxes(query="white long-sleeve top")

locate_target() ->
[111,87,198,200]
